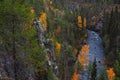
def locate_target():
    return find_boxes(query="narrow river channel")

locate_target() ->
[80,29,106,80]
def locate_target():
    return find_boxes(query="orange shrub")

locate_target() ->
[39,12,47,31]
[78,45,89,68]
[72,71,79,80]
[107,68,115,80]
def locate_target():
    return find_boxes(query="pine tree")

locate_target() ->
[90,58,97,80]
[0,0,35,79]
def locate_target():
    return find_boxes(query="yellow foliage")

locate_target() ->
[83,17,87,28]
[107,68,115,80]
[74,48,78,55]
[49,0,53,9]
[80,45,89,54]
[55,42,61,53]
[50,0,52,5]
[78,16,82,30]
[31,8,34,14]
[78,45,89,68]
[39,12,47,31]
[72,71,79,80]
[78,54,84,64]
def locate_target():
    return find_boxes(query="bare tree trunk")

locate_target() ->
[12,15,17,80]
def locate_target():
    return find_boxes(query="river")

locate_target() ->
[80,29,106,80]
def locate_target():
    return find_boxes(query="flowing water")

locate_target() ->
[80,29,106,80]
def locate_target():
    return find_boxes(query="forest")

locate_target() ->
[0,0,120,80]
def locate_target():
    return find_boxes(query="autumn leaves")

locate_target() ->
[77,16,89,68]
[78,16,87,30]
[72,17,88,80]
[78,16,82,29]
[72,44,89,80]
[55,42,61,54]
[107,68,115,80]
[39,12,47,31]
[33,11,47,32]
[72,70,79,80]
[78,45,89,68]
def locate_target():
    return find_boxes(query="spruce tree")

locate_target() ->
[0,0,35,79]
[90,58,97,80]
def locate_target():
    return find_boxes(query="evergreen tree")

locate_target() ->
[114,52,120,79]
[97,69,108,80]
[0,0,35,79]
[90,58,97,80]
